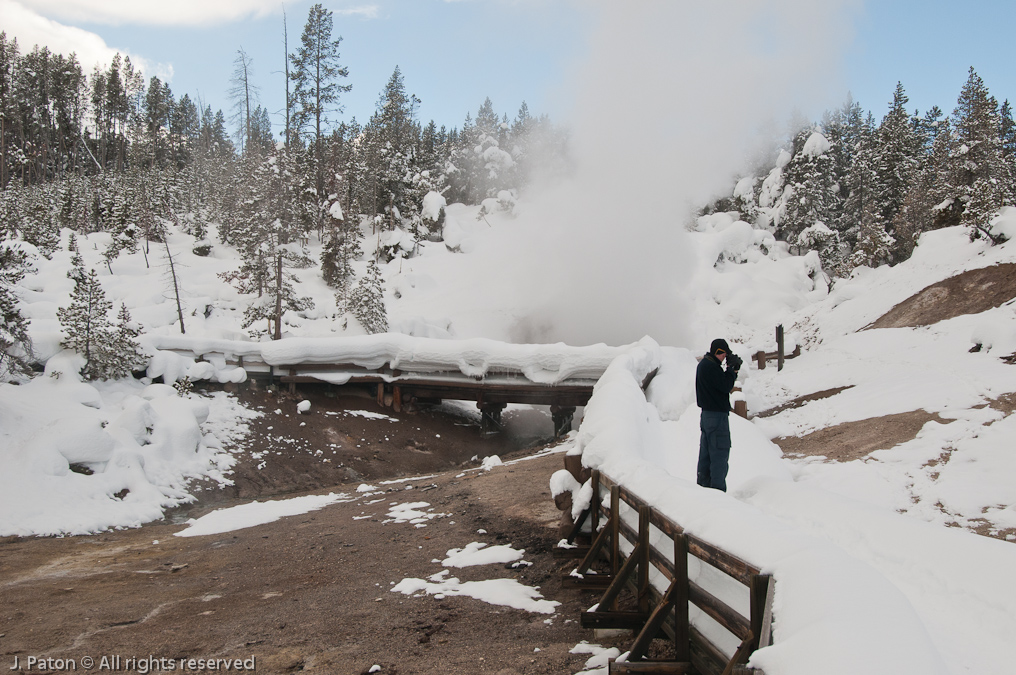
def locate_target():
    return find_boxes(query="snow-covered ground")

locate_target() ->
[4,199,1016,674]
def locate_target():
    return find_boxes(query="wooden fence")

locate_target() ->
[753,324,801,371]
[559,470,773,675]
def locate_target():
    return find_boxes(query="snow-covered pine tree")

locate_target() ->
[224,148,315,339]
[0,242,34,380]
[101,178,139,273]
[321,205,363,313]
[872,82,921,246]
[850,130,896,270]
[19,188,60,258]
[821,95,865,235]
[350,258,387,334]
[361,67,420,226]
[950,68,1009,242]
[964,176,1006,243]
[107,303,147,378]
[57,267,114,380]
[850,190,895,269]
[998,100,1016,208]
[841,113,878,250]
[780,127,837,246]
[894,113,951,258]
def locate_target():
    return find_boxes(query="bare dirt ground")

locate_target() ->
[1,387,620,675]
[865,262,1016,330]
[772,409,943,462]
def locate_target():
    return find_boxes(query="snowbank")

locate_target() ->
[570,335,1016,675]
[0,376,259,536]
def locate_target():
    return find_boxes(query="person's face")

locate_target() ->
[715,349,726,362]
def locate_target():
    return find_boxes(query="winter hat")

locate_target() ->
[710,338,730,356]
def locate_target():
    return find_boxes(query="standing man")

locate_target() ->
[696,338,742,491]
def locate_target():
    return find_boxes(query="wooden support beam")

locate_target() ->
[553,545,590,559]
[628,570,683,661]
[563,573,612,589]
[576,515,613,574]
[566,508,591,544]
[597,538,643,613]
[580,610,649,629]
[721,631,755,675]
[591,470,601,532]
[551,405,576,437]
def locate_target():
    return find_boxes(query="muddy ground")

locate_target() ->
[1,387,618,675]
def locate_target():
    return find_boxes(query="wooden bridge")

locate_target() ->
[272,361,598,435]
[150,335,625,435]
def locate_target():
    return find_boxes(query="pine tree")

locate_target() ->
[107,303,146,378]
[895,116,954,257]
[350,259,387,334]
[873,82,921,239]
[290,3,351,212]
[57,267,114,380]
[0,242,33,380]
[224,148,315,339]
[780,127,837,245]
[950,68,1008,241]
[361,67,421,225]
[841,113,878,249]
[821,95,865,235]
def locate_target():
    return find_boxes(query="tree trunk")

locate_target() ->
[274,252,283,340]
[165,238,186,334]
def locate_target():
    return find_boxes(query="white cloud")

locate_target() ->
[17,0,381,26]
[334,5,380,19]
[1,0,171,78]
[18,0,288,26]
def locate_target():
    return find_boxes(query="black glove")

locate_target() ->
[727,353,743,372]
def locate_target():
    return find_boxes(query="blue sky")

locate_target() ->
[3,0,1014,139]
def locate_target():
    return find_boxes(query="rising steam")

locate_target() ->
[497,0,860,347]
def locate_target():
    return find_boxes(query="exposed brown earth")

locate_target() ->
[772,409,943,462]
[865,262,1016,330]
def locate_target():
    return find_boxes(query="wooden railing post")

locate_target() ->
[750,574,775,652]
[591,470,600,532]
[637,505,651,614]
[674,533,690,661]
[776,325,785,372]
[609,485,617,605]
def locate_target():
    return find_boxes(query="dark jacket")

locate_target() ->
[696,353,737,412]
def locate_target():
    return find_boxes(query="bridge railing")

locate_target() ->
[562,469,773,675]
